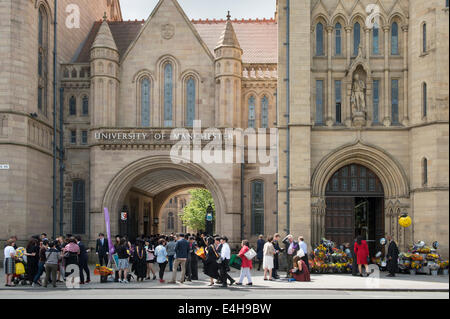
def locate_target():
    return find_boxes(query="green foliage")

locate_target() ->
[181,188,215,232]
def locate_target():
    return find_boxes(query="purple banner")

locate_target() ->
[103,207,115,258]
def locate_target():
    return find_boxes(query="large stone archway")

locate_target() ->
[310,142,411,248]
[101,155,228,237]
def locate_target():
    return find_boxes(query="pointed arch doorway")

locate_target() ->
[325,164,385,256]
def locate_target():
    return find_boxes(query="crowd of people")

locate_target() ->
[3,231,317,288]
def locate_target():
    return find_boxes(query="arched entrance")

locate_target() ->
[102,155,227,239]
[325,164,384,255]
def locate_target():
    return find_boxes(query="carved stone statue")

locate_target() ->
[351,73,366,114]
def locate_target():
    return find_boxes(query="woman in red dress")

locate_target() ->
[291,255,310,282]
[354,235,370,277]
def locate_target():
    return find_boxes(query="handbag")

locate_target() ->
[244,248,257,261]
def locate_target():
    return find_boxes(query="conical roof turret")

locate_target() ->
[92,13,118,51]
[215,11,241,50]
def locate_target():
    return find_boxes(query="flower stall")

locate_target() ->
[309,239,353,274]
[397,241,448,276]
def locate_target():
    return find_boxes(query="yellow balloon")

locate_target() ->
[399,215,412,228]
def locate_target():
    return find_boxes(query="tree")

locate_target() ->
[181,188,215,232]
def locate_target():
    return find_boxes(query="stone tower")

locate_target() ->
[90,16,120,127]
[214,13,243,127]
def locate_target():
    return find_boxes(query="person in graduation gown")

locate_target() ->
[386,235,399,277]
[204,237,220,286]
[133,239,147,282]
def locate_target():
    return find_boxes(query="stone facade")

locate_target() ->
[277,0,449,256]
[0,0,448,260]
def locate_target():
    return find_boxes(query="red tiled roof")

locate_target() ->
[74,19,277,64]
[193,19,277,64]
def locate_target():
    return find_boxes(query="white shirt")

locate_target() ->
[4,246,15,259]
[299,241,308,255]
[220,243,231,260]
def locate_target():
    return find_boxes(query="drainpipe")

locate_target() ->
[52,0,58,239]
[59,87,64,235]
[274,89,278,233]
[284,0,291,235]
[240,163,244,241]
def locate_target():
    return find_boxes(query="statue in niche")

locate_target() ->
[351,73,366,114]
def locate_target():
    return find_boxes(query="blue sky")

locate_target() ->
[119,0,277,21]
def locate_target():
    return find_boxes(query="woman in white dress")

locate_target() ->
[263,236,275,281]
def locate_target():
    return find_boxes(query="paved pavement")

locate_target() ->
[0,266,448,298]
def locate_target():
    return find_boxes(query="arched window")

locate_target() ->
[248,96,256,128]
[335,23,342,56]
[391,22,399,55]
[82,96,89,116]
[422,158,428,186]
[422,82,427,118]
[316,22,324,56]
[422,23,427,53]
[141,77,150,127]
[71,68,77,78]
[373,22,380,54]
[186,77,196,127]
[261,95,269,128]
[353,22,361,55]
[69,96,76,115]
[335,80,342,124]
[163,63,173,127]
[72,180,86,234]
[316,80,324,124]
[251,180,264,235]
[168,212,174,230]
[373,80,380,123]
[391,79,399,124]
[38,6,48,115]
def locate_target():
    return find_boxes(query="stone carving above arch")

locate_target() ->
[311,141,409,199]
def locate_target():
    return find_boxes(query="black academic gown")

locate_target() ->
[386,240,399,275]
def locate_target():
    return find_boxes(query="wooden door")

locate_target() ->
[325,197,355,245]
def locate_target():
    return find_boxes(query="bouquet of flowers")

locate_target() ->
[438,260,449,269]
[410,262,421,270]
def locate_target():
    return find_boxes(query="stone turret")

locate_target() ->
[214,12,243,127]
[90,14,119,127]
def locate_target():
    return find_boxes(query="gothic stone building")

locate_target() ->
[277,0,449,255]
[0,0,448,257]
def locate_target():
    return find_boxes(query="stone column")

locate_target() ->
[327,25,333,126]
[345,26,352,66]
[364,26,370,59]
[383,25,391,126]
[402,24,409,125]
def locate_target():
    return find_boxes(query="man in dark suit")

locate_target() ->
[96,233,109,266]
[386,235,399,277]
[272,233,283,279]
[76,235,90,284]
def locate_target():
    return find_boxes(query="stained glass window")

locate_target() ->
[335,23,342,55]
[261,96,269,128]
[335,80,342,124]
[316,23,324,56]
[373,80,380,123]
[248,96,256,128]
[251,180,264,235]
[72,180,86,234]
[354,22,361,55]
[164,63,173,127]
[186,77,195,127]
[69,96,76,115]
[391,79,399,124]
[373,23,379,54]
[391,22,399,55]
[82,96,89,115]
[141,78,150,127]
[316,80,324,124]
